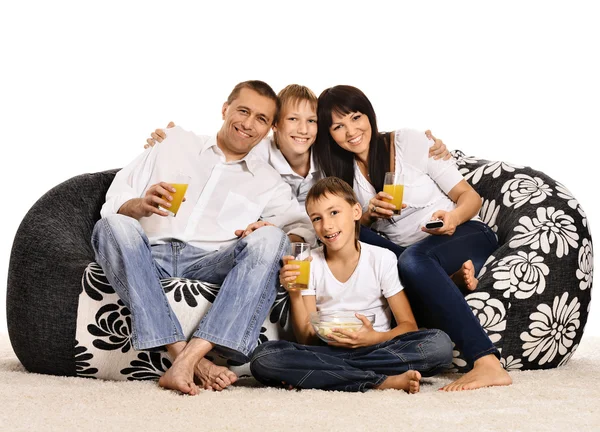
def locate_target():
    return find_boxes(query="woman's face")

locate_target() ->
[329,111,372,159]
[273,100,318,158]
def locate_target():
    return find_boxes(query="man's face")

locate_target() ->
[217,88,277,160]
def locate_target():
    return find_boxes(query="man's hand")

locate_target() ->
[144,121,176,149]
[234,220,275,239]
[118,182,176,219]
[425,130,452,161]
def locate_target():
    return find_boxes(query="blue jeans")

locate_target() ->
[91,214,288,363]
[359,225,406,258]
[398,220,499,363]
[250,329,453,392]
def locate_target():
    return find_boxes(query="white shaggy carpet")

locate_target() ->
[1,334,599,432]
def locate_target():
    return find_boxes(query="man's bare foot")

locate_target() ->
[441,354,512,391]
[195,358,238,391]
[375,370,421,394]
[451,260,478,291]
[158,355,200,395]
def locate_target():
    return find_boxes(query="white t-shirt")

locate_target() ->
[353,128,466,247]
[301,242,403,332]
[102,126,315,251]
[251,137,323,207]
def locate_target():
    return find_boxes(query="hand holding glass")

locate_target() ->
[287,242,311,290]
[160,172,190,216]
[383,172,404,215]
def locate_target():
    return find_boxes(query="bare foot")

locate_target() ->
[195,358,238,391]
[451,260,478,291]
[158,355,200,395]
[376,370,421,394]
[441,354,512,391]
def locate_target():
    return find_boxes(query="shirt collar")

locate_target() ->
[201,135,262,175]
[267,137,319,178]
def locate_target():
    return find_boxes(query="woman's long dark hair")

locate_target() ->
[313,85,391,192]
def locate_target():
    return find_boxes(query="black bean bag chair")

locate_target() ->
[7,152,594,379]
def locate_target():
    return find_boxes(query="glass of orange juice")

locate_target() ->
[287,242,311,290]
[383,172,404,215]
[161,172,191,217]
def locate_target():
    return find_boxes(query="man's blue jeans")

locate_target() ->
[250,329,453,392]
[91,214,288,363]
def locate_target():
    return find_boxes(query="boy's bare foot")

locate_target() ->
[158,355,200,395]
[441,354,512,391]
[376,370,421,394]
[451,260,478,291]
[195,358,238,391]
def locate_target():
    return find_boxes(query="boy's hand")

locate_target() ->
[326,314,384,348]
[279,255,312,290]
[144,121,176,149]
[425,130,452,160]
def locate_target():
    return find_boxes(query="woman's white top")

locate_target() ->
[251,137,323,207]
[353,129,465,247]
[301,242,403,332]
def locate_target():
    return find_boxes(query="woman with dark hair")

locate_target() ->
[312,85,512,392]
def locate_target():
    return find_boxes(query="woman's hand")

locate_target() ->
[425,130,451,161]
[421,210,460,236]
[144,121,176,149]
[234,220,275,239]
[326,314,384,348]
[362,192,407,224]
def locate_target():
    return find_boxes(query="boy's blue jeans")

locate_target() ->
[250,329,453,392]
[91,214,288,363]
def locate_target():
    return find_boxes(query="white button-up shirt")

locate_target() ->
[250,137,324,207]
[101,126,315,251]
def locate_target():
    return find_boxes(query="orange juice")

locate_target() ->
[383,184,404,214]
[164,183,188,215]
[288,260,310,290]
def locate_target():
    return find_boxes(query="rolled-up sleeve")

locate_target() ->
[100,149,156,218]
[260,180,317,247]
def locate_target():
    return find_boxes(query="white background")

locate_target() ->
[1,1,598,336]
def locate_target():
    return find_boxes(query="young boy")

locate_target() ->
[250,177,454,393]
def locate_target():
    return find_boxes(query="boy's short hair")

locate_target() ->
[277,84,318,118]
[306,177,361,250]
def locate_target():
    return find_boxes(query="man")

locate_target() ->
[92,80,314,395]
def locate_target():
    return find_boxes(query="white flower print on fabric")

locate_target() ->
[477,254,496,279]
[501,174,552,209]
[500,355,523,371]
[479,199,500,233]
[558,344,579,367]
[555,182,579,209]
[491,251,550,299]
[556,181,588,228]
[466,292,507,343]
[448,342,467,372]
[520,292,581,365]
[509,206,579,258]
[576,239,593,290]
[464,161,524,185]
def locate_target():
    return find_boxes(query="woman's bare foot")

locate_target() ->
[195,358,238,391]
[376,370,421,394]
[441,354,512,391]
[451,260,478,291]
[158,355,200,395]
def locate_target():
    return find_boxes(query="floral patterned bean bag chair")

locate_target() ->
[7,151,593,380]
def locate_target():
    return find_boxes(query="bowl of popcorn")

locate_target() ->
[309,311,375,343]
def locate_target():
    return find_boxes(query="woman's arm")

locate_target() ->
[423,179,482,236]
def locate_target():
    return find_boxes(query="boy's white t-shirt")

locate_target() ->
[301,242,403,332]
